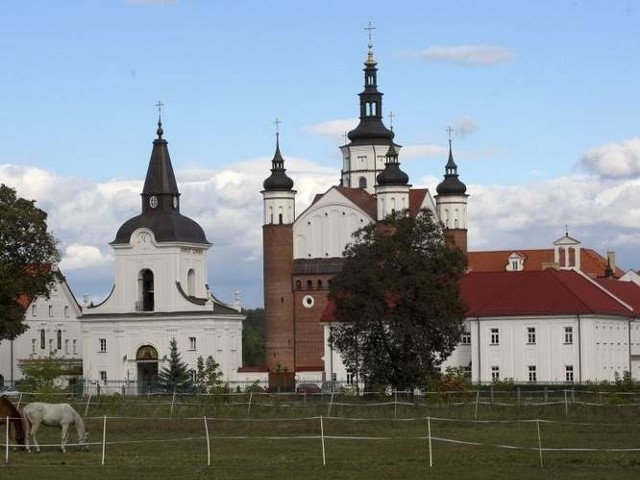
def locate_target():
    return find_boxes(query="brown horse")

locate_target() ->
[0,395,25,447]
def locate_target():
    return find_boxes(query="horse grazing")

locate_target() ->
[0,395,25,447]
[23,402,88,453]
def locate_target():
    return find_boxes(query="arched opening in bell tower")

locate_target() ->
[139,269,155,311]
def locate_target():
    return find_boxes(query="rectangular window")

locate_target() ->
[48,305,53,317]
[64,306,69,317]
[40,329,46,349]
[189,336,197,351]
[73,339,77,354]
[527,327,536,344]
[57,329,62,350]
[491,366,500,381]
[565,365,574,383]
[65,339,69,354]
[99,338,107,353]
[564,326,573,344]
[100,371,107,384]
[490,328,499,345]
[461,330,471,345]
[528,365,537,383]
[32,304,37,316]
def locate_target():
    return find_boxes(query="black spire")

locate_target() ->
[346,27,394,146]
[436,139,467,195]
[377,142,408,186]
[140,117,180,213]
[111,115,208,245]
[263,133,294,191]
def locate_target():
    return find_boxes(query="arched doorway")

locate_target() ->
[136,345,159,393]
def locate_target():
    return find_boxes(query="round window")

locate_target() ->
[302,295,315,308]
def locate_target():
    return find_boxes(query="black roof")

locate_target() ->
[112,121,209,245]
[377,143,409,186]
[436,141,467,195]
[263,134,294,191]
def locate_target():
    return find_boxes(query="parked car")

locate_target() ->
[296,383,321,394]
[0,386,20,396]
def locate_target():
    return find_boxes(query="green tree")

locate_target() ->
[0,184,60,341]
[242,308,265,366]
[18,352,66,395]
[195,354,225,392]
[157,338,193,393]
[328,209,468,391]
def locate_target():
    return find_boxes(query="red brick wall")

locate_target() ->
[263,225,295,371]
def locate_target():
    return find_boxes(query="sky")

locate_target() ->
[1,0,639,309]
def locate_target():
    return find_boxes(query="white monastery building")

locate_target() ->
[0,269,83,386]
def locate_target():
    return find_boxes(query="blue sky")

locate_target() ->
[1,1,640,308]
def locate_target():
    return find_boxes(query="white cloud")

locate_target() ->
[577,137,640,178]
[60,244,112,271]
[303,119,358,141]
[401,144,448,160]
[6,147,640,308]
[410,45,516,66]
[452,117,479,139]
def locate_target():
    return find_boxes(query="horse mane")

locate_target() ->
[69,404,86,435]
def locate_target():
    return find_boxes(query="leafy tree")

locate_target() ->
[195,354,225,393]
[157,337,193,393]
[18,352,66,395]
[242,308,265,366]
[328,209,468,391]
[0,184,60,341]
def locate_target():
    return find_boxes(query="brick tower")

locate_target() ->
[261,133,296,371]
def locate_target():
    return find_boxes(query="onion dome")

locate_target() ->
[346,42,395,146]
[377,143,408,186]
[263,134,294,191]
[112,120,209,245]
[436,140,467,195]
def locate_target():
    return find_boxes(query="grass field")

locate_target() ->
[2,392,640,479]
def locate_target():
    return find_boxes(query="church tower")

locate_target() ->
[339,29,398,194]
[262,132,296,371]
[435,138,469,253]
[375,142,410,219]
[82,112,244,390]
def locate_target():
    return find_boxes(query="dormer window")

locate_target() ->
[507,253,524,272]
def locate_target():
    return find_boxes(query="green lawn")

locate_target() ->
[2,393,640,479]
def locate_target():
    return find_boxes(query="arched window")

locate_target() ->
[139,269,155,311]
[187,269,196,297]
[279,213,283,224]
[306,280,313,290]
[317,280,323,290]
[359,177,367,189]
[295,280,302,290]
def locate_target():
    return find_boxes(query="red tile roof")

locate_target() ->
[461,270,632,317]
[467,249,624,278]
[321,269,636,322]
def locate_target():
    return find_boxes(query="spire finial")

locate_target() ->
[388,111,395,130]
[446,125,454,142]
[364,21,376,65]
[274,117,281,136]
[155,100,165,138]
[565,224,569,236]
[365,21,376,48]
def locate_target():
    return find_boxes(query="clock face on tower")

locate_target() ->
[149,195,158,209]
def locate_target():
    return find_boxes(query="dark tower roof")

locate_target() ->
[346,42,395,146]
[436,140,467,195]
[263,134,294,191]
[377,143,409,186]
[112,120,209,245]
